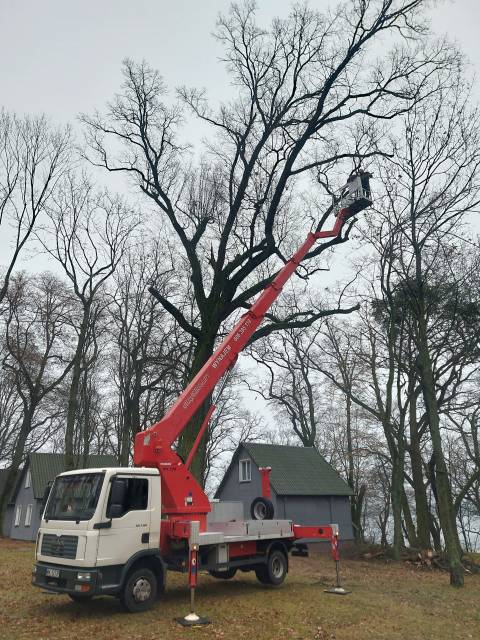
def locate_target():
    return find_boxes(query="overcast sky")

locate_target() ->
[1,1,479,127]
[0,0,479,267]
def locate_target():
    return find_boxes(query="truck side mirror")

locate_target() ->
[107,478,127,519]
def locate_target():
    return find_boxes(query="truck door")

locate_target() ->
[96,475,152,567]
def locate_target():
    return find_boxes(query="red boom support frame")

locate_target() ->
[134,207,354,531]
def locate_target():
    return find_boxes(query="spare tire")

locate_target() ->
[250,496,274,520]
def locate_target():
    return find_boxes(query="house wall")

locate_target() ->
[278,495,353,539]
[8,467,39,542]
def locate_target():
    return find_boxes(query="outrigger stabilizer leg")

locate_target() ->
[324,526,350,596]
[176,546,210,627]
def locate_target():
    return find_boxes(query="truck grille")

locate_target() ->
[41,534,78,559]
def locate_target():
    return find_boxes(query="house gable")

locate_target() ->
[214,443,354,539]
[213,444,279,514]
[9,465,37,540]
[215,443,263,499]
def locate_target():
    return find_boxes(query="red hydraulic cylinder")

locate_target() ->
[185,405,216,470]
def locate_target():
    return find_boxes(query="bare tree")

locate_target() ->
[0,111,70,304]
[447,401,480,549]
[0,272,76,531]
[0,354,23,466]
[41,174,134,469]
[315,305,409,560]
[204,371,264,492]
[250,319,370,543]
[79,1,449,482]
[109,240,188,464]
[354,61,480,583]
[250,326,324,447]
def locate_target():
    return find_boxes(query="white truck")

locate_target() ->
[33,466,338,613]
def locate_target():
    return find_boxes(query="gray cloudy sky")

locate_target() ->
[0,0,479,268]
[1,1,479,125]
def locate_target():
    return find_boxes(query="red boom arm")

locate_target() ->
[134,207,356,531]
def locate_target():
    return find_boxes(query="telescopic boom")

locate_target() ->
[134,178,371,528]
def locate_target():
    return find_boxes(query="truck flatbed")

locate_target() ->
[196,519,294,546]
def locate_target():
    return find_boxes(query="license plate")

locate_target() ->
[46,568,60,578]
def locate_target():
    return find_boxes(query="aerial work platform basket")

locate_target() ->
[334,171,373,217]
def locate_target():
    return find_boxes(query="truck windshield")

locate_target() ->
[45,473,104,521]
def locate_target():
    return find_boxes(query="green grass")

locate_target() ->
[0,538,479,639]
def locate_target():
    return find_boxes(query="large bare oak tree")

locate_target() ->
[81,0,452,482]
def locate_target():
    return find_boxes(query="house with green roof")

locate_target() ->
[4,452,117,541]
[214,443,354,540]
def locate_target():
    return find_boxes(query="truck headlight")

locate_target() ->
[32,565,37,574]
[77,572,92,581]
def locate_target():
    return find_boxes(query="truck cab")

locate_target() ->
[33,467,165,611]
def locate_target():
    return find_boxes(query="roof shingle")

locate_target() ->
[29,453,118,499]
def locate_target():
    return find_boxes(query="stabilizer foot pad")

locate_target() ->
[176,613,211,627]
[324,587,351,596]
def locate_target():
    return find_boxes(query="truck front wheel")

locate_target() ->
[255,550,287,586]
[120,567,157,613]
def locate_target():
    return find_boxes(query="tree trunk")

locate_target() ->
[0,407,34,535]
[65,306,90,470]
[81,373,91,466]
[407,375,430,548]
[401,488,418,547]
[344,393,364,543]
[351,484,366,544]
[119,388,133,466]
[409,429,431,548]
[428,511,443,553]
[416,311,464,586]
[390,448,405,560]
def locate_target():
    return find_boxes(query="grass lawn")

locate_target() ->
[0,538,479,640]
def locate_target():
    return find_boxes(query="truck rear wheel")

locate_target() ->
[255,549,287,586]
[209,568,237,579]
[120,567,157,613]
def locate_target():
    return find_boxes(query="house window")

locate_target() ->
[14,505,22,527]
[25,504,33,527]
[239,459,251,483]
[24,469,31,489]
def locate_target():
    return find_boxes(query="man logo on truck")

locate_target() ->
[52,537,64,557]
